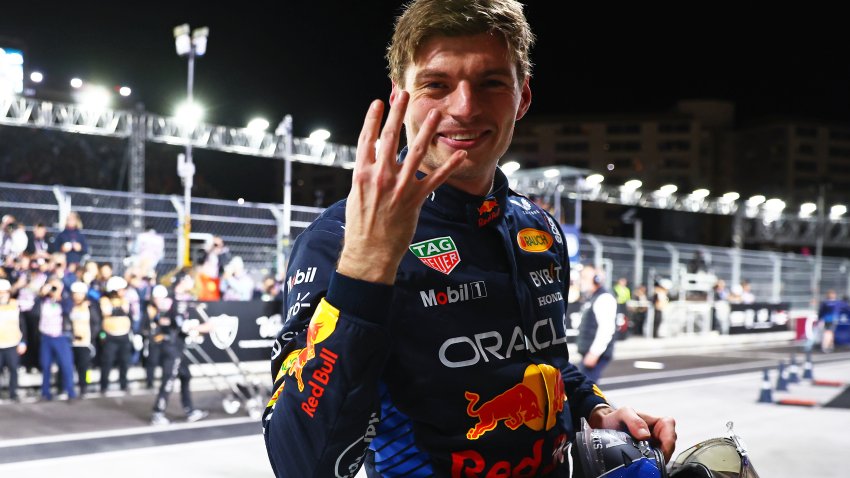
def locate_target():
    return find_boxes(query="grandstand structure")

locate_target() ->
[2,95,849,304]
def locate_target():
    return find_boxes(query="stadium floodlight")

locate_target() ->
[173,24,192,56]
[118,86,131,97]
[763,198,785,212]
[175,100,203,126]
[830,204,847,220]
[77,85,111,111]
[172,23,209,267]
[747,195,766,206]
[70,78,83,88]
[585,173,604,186]
[623,179,642,192]
[799,202,816,218]
[192,27,209,56]
[543,168,561,179]
[657,184,678,196]
[30,71,43,83]
[308,128,331,143]
[247,117,270,132]
[501,161,520,176]
[690,188,710,200]
[721,192,740,202]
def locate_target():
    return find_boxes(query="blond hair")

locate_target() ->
[387,0,535,85]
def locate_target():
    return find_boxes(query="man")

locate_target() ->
[577,266,618,383]
[0,279,27,401]
[613,277,631,305]
[817,289,848,353]
[263,1,676,476]
[149,285,210,425]
[55,212,88,268]
[25,222,53,260]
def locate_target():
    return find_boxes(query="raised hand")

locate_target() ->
[337,91,466,285]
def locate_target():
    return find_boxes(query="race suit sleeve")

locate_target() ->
[545,211,609,430]
[263,216,394,478]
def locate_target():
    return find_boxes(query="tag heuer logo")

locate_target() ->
[409,236,461,275]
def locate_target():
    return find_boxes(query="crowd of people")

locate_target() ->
[0,211,284,417]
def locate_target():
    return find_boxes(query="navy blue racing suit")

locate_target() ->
[263,161,609,477]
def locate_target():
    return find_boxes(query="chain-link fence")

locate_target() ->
[2,180,847,309]
[578,234,850,310]
[0,181,324,281]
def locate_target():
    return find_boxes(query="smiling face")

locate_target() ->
[392,32,531,196]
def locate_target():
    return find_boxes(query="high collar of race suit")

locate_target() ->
[398,147,509,229]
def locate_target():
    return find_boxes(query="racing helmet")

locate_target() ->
[573,418,667,478]
[668,422,760,478]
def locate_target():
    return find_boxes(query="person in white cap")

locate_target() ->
[0,279,27,401]
[69,281,100,397]
[99,276,132,394]
[34,278,75,400]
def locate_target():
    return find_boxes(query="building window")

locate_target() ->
[658,122,691,134]
[611,158,632,169]
[830,129,850,142]
[794,161,817,173]
[559,124,583,135]
[607,141,641,152]
[513,124,537,137]
[510,143,539,153]
[662,158,690,169]
[829,147,850,159]
[658,140,691,152]
[555,141,589,153]
[795,178,819,190]
[558,158,589,169]
[606,123,641,135]
[829,163,850,175]
[797,143,815,155]
[795,126,817,138]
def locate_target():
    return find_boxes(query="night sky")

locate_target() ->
[3,2,848,145]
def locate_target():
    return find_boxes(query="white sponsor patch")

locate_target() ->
[209,314,239,350]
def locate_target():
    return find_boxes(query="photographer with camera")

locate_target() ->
[33,278,76,401]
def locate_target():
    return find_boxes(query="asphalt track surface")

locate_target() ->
[1,341,848,477]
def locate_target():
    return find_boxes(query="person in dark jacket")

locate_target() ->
[55,212,88,269]
[25,222,53,261]
[149,285,211,425]
[262,1,676,475]
[577,265,618,383]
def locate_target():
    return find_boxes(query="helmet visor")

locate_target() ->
[669,425,759,478]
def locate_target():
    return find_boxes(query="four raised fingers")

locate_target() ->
[356,100,386,169]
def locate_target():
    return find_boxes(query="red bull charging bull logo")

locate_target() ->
[267,299,340,417]
[476,198,500,227]
[464,364,564,440]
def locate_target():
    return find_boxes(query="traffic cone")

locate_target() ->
[802,350,814,380]
[776,361,789,391]
[758,369,773,403]
[788,353,800,384]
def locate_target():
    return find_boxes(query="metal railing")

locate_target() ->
[0,181,324,280]
[2,180,847,309]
